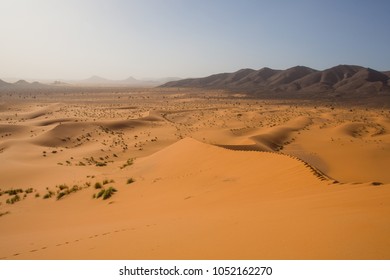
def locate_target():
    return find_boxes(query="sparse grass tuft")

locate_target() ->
[127,178,135,184]
[6,194,21,204]
[43,190,54,199]
[102,187,117,200]
[102,179,115,185]
[93,186,118,200]
[56,192,67,200]
[96,189,105,199]
[120,158,134,169]
[57,184,69,191]
[94,182,103,189]
[25,188,34,194]
[5,189,23,196]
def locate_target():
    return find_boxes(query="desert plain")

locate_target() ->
[0,87,389,259]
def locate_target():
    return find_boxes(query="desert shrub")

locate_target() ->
[102,187,117,200]
[95,162,107,167]
[43,191,54,199]
[25,188,34,194]
[57,184,69,191]
[6,189,23,196]
[94,182,103,189]
[56,192,67,200]
[6,194,20,204]
[96,189,105,199]
[103,179,114,185]
[120,158,134,169]
[127,178,135,184]
[69,185,80,193]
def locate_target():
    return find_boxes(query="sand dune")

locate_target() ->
[1,137,389,259]
[0,89,389,259]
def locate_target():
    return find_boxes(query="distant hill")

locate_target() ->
[0,79,12,87]
[161,65,390,94]
[0,79,50,89]
[74,76,165,87]
[0,76,181,91]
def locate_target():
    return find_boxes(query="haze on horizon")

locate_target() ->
[1,0,389,81]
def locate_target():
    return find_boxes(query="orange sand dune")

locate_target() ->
[1,138,389,260]
[0,90,389,260]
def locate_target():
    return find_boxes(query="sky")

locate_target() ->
[0,0,389,80]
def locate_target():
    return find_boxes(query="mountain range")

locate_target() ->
[0,76,181,88]
[0,79,50,89]
[161,65,390,95]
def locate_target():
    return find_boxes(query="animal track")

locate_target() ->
[2,224,156,259]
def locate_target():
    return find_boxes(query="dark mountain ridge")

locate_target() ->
[161,65,390,95]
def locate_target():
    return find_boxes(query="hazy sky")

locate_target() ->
[1,0,389,80]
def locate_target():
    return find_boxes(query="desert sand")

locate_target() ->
[0,88,389,259]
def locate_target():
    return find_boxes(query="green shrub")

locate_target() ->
[94,182,103,189]
[102,187,117,200]
[96,189,105,199]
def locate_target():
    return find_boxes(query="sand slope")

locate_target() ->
[1,138,389,259]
